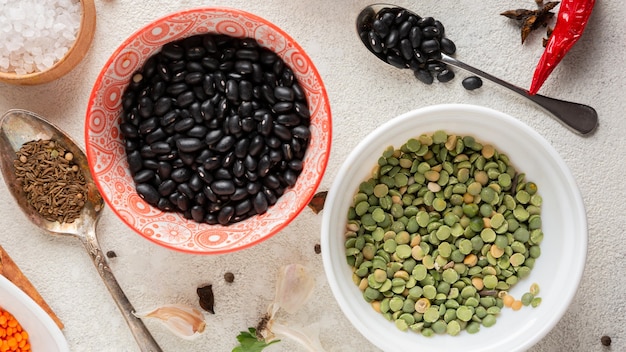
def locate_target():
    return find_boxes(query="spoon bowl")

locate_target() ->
[356,3,599,136]
[0,109,163,352]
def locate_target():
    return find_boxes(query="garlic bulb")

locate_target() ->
[134,304,206,339]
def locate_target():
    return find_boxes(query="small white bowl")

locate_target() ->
[321,104,587,352]
[0,275,68,351]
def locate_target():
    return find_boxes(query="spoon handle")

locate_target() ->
[81,229,163,352]
[439,54,598,136]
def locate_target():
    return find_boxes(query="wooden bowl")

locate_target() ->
[0,0,96,85]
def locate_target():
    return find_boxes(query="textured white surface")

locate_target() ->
[0,0,623,351]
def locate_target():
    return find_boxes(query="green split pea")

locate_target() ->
[345,131,543,337]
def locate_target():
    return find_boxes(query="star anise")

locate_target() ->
[501,1,559,44]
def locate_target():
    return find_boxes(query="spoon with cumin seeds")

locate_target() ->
[0,109,163,352]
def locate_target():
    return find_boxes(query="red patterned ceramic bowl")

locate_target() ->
[85,7,331,254]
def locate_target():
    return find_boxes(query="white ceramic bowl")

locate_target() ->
[0,275,68,351]
[321,104,587,352]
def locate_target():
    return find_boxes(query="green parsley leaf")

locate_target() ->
[232,327,280,352]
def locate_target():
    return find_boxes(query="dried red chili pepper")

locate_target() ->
[528,0,595,94]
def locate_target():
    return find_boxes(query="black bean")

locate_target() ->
[214,71,227,92]
[434,20,445,37]
[217,205,235,225]
[172,70,187,83]
[162,43,184,60]
[263,187,278,205]
[257,155,272,177]
[266,136,281,149]
[174,117,195,132]
[294,101,310,119]
[211,180,235,196]
[277,113,300,126]
[171,167,192,183]
[166,82,188,96]
[272,102,292,114]
[234,60,254,75]
[136,183,160,204]
[121,123,139,139]
[263,174,281,190]
[190,205,205,222]
[409,26,422,48]
[176,138,204,153]
[387,53,406,69]
[253,192,269,214]
[400,38,414,60]
[437,69,455,83]
[133,169,155,184]
[258,113,273,136]
[186,61,204,73]
[157,197,174,211]
[273,123,292,141]
[440,37,456,55]
[283,169,298,187]
[228,115,242,135]
[398,20,412,38]
[187,125,208,138]
[226,79,239,102]
[138,96,153,118]
[239,80,253,101]
[185,71,204,85]
[395,9,409,24]
[188,174,204,192]
[292,125,311,140]
[204,156,221,171]
[151,141,171,154]
[139,117,158,135]
[282,143,293,161]
[177,183,195,199]
[158,179,177,196]
[236,48,259,60]
[462,76,483,90]
[234,199,252,215]
[288,160,303,171]
[244,154,258,171]
[385,29,400,48]
[274,86,294,102]
[415,69,434,85]
[175,193,190,211]
[422,26,440,39]
[418,16,435,28]
[176,91,196,108]
[204,129,223,146]
[158,161,172,179]
[420,39,439,54]
[280,68,294,86]
[157,62,171,82]
[372,19,389,38]
[214,135,236,152]
[154,97,172,116]
[367,31,384,54]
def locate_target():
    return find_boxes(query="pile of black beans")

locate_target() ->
[119,34,311,225]
[359,7,457,85]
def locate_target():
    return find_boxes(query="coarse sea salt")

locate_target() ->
[0,0,81,75]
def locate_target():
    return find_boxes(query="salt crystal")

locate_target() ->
[0,0,82,74]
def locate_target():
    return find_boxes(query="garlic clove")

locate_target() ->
[134,304,206,339]
[272,263,315,316]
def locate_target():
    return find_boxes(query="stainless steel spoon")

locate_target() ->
[357,3,599,136]
[0,109,163,352]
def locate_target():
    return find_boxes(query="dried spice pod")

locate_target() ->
[197,284,215,314]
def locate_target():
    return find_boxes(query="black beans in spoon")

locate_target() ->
[358,6,457,84]
[120,34,312,225]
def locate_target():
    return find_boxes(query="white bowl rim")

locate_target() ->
[321,103,587,352]
[0,275,69,351]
